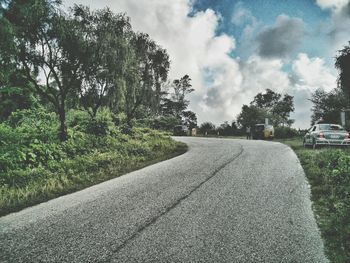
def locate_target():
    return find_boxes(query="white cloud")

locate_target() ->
[232,3,262,59]
[316,0,348,12]
[236,53,337,129]
[316,0,350,54]
[288,53,337,128]
[291,53,337,92]
[288,86,314,129]
[231,2,255,26]
[240,55,290,94]
[61,0,338,128]
[63,0,245,124]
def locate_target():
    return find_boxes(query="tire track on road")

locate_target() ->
[105,143,244,261]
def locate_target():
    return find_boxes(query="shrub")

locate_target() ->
[112,112,127,126]
[6,107,60,143]
[66,109,91,131]
[151,116,181,131]
[300,149,350,262]
[274,126,299,139]
[0,109,64,173]
[67,108,116,136]
[0,86,36,122]
[86,108,116,136]
[199,122,216,135]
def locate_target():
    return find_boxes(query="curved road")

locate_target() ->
[0,137,328,262]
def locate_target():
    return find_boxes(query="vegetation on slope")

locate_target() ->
[279,138,350,263]
[0,108,187,216]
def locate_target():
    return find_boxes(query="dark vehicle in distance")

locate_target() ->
[252,124,274,140]
[303,123,350,149]
[173,125,189,136]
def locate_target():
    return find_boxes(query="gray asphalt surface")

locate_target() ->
[0,137,328,263]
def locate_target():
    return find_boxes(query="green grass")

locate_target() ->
[0,133,187,217]
[277,137,350,263]
[0,109,189,216]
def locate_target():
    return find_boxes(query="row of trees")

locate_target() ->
[0,0,196,140]
[198,121,239,136]
[196,89,295,137]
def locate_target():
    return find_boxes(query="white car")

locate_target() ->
[303,123,350,149]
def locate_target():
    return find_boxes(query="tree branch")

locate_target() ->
[21,58,58,108]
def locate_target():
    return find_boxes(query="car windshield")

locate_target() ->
[318,124,344,131]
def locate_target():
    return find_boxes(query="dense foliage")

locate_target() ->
[279,43,350,263]
[274,126,300,139]
[237,89,295,128]
[298,149,350,263]
[335,42,350,103]
[310,89,348,127]
[0,0,192,215]
[277,138,350,263]
[0,108,186,215]
[0,0,196,140]
[216,121,239,136]
[199,122,216,135]
[197,121,240,136]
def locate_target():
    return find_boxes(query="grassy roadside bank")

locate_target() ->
[277,138,350,263]
[0,140,187,217]
[0,109,187,217]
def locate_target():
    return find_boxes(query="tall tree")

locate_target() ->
[182,110,197,129]
[72,5,132,118]
[251,89,294,126]
[271,94,294,126]
[237,89,294,127]
[4,0,87,140]
[150,46,170,114]
[335,42,350,103]
[252,89,281,109]
[310,88,347,125]
[237,104,265,128]
[0,0,35,119]
[162,75,194,118]
[124,33,170,123]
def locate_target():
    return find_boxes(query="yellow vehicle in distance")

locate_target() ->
[252,124,274,140]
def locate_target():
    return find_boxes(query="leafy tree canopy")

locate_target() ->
[237,89,294,127]
[310,88,347,126]
[335,42,350,102]
[0,0,190,138]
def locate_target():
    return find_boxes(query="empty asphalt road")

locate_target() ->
[0,137,328,263]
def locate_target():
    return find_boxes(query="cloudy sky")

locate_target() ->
[63,0,350,128]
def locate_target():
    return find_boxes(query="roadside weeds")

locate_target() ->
[0,142,187,217]
[278,138,350,263]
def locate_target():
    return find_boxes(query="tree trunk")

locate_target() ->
[126,112,133,127]
[58,106,68,141]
